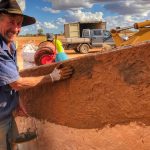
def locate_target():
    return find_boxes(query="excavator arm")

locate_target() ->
[110,20,150,47]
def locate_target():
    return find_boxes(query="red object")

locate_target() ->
[41,55,54,64]
[34,47,56,66]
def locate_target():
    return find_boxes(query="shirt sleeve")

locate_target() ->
[0,53,19,86]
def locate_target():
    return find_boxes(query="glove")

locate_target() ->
[50,64,74,82]
[50,67,61,82]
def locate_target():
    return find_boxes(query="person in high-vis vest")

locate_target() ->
[46,33,69,62]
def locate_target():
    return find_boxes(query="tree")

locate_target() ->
[37,28,44,35]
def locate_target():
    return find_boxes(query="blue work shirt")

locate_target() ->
[0,36,19,122]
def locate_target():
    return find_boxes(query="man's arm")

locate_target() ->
[9,75,51,91]
[9,65,74,91]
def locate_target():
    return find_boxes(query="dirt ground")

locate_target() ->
[16,118,150,150]
[16,36,150,150]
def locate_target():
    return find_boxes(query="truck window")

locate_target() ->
[104,31,111,37]
[93,30,102,36]
[82,29,90,37]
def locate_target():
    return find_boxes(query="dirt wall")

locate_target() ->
[19,42,150,129]
[18,42,150,149]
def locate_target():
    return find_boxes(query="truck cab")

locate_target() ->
[62,21,115,54]
[82,29,114,47]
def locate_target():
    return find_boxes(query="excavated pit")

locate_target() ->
[18,42,150,149]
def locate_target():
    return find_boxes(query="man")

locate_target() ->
[0,0,74,150]
[46,33,69,62]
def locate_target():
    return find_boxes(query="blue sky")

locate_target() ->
[17,0,150,35]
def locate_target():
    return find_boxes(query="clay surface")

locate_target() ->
[16,118,150,150]
[19,42,150,129]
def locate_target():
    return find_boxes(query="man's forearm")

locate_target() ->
[9,65,74,91]
[9,75,52,91]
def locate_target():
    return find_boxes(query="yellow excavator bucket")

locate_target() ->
[111,20,150,47]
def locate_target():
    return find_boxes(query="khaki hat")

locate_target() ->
[0,0,36,26]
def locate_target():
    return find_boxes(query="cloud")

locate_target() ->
[46,0,93,10]
[20,26,35,35]
[52,0,150,30]
[105,14,149,30]
[56,18,66,25]
[89,0,150,30]
[43,22,58,29]
[20,21,58,35]
[66,9,103,22]
[35,21,58,30]
[46,0,150,18]
[21,0,150,35]
[42,7,60,13]
[103,0,150,16]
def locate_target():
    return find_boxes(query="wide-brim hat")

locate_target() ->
[0,0,36,26]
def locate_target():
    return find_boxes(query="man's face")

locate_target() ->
[0,13,23,44]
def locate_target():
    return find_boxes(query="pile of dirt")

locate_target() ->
[18,41,150,149]
[16,118,150,150]
[19,41,150,129]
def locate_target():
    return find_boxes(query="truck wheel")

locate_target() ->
[79,44,89,54]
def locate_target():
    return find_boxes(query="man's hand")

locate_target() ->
[50,64,74,82]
